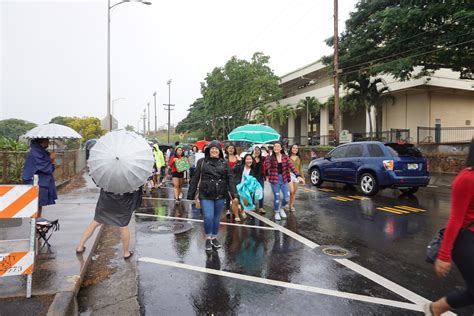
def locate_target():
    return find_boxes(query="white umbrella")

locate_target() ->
[23,123,82,139]
[88,130,154,194]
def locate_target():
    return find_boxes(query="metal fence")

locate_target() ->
[0,150,86,185]
[417,127,474,144]
[352,129,411,143]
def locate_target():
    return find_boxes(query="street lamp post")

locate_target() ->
[166,79,172,144]
[111,97,125,127]
[306,96,310,145]
[107,0,151,131]
[153,91,157,134]
[147,102,151,136]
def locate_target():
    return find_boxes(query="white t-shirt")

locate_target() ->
[241,167,251,184]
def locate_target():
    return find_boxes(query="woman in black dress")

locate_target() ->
[75,188,142,259]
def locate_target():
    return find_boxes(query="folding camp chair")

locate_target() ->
[36,219,60,251]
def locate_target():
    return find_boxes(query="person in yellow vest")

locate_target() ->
[152,142,165,188]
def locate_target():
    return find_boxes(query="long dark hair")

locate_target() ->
[225,144,238,158]
[242,154,254,167]
[467,139,474,169]
[289,144,300,157]
[269,141,286,164]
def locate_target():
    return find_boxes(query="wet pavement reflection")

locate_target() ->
[135,181,473,315]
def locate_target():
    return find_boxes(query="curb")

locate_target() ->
[46,224,104,316]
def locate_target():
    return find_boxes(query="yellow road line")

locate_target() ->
[394,205,426,212]
[319,188,335,192]
[377,207,403,215]
[383,207,410,214]
[331,196,353,202]
[348,196,369,200]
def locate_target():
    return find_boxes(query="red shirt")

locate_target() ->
[264,154,300,185]
[169,156,184,173]
[438,168,474,262]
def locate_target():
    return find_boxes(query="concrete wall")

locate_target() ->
[430,91,474,127]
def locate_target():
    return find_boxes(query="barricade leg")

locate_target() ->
[26,217,36,298]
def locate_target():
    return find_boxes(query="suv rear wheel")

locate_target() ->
[310,168,323,187]
[400,187,419,195]
[359,173,379,196]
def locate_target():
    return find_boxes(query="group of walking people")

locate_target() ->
[187,140,305,251]
[22,133,474,315]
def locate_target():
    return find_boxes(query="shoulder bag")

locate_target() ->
[194,162,203,209]
[426,221,474,263]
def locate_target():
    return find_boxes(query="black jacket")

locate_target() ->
[187,141,236,200]
[232,161,258,187]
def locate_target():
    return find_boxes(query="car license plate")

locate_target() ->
[408,163,418,170]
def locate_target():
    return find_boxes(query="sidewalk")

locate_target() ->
[0,173,101,316]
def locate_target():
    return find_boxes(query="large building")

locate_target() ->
[271,61,474,145]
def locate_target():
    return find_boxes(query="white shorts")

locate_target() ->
[290,172,299,183]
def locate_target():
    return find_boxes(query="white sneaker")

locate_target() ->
[274,212,282,221]
[279,209,287,219]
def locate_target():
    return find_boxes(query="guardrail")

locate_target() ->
[417,126,474,144]
[0,150,86,185]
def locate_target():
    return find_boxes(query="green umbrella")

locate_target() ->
[228,124,280,143]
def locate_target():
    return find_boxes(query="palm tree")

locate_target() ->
[270,103,296,133]
[254,105,272,125]
[343,74,394,136]
[296,96,322,114]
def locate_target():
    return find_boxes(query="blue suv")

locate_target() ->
[308,141,430,196]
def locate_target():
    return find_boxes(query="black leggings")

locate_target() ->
[446,230,474,309]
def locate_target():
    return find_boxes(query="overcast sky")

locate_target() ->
[1,0,358,131]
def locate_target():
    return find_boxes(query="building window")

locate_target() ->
[466,120,471,126]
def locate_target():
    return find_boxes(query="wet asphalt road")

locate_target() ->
[134,180,474,315]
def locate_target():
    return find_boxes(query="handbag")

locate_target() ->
[175,157,190,173]
[194,163,203,209]
[426,221,474,263]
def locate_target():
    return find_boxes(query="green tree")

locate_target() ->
[49,116,71,125]
[343,74,395,135]
[254,105,273,125]
[0,119,37,140]
[270,103,296,133]
[296,96,322,115]
[124,125,135,132]
[179,53,283,139]
[65,117,106,141]
[323,2,474,81]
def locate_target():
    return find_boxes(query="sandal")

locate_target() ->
[259,208,266,214]
[124,252,134,260]
[75,246,86,254]
[240,212,247,220]
[234,217,241,223]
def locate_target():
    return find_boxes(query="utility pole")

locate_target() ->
[147,102,151,136]
[141,108,146,136]
[333,0,341,145]
[165,79,174,144]
[153,91,157,135]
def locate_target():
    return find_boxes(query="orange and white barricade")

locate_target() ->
[0,177,39,298]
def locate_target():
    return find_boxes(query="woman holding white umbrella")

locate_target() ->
[76,130,154,259]
[22,138,57,218]
[22,123,82,218]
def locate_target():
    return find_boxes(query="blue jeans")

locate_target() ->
[201,199,225,237]
[256,177,265,209]
[270,175,290,211]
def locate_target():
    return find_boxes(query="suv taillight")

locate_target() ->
[383,160,394,171]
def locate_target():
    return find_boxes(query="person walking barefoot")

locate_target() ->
[76,188,142,259]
